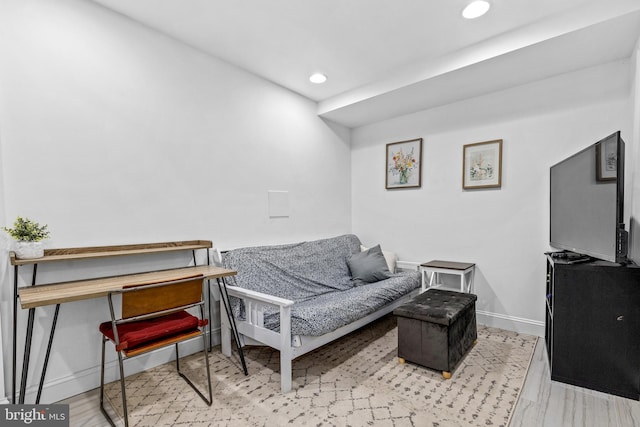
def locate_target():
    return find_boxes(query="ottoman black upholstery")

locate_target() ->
[393,289,477,378]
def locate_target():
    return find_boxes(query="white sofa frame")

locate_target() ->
[215,250,420,393]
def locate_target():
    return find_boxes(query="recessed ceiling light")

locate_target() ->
[309,73,327,84]
[462,1,490,19]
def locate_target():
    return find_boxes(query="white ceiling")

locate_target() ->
[90,0,640,127]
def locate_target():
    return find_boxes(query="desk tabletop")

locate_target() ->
[18,265,236,309]
[10,240,213,266]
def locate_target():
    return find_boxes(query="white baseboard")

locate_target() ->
[477,310,544,337]
[11,329,221,405]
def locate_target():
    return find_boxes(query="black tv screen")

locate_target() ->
[549,131,627,263]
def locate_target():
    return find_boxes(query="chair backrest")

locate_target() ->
[120,274,204,320]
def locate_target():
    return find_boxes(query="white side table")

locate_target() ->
[420,260,476,293]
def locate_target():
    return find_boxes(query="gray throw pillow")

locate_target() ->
[347,244,391,284]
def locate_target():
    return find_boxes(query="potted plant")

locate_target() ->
[3,216,51,259]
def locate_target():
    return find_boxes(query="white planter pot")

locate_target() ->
[14,241,45,259]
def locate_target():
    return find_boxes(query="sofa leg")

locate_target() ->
[279,305,293,393]
[280,357,292,393]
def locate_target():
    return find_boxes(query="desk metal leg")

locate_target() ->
[196,248,214,352]
[36,303,60,403]
[207,280,213,352]
[192,248,214,352]
[19,307,36,404]
[12,265,18,404]
[15,263,38,404]
[206,250,213,352]
[14,264,62,404]
[216,278,248,375]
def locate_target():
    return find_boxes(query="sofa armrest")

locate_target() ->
[225,285,294,308]
[220,284,294,366]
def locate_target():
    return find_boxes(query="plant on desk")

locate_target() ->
[3,216,50,259]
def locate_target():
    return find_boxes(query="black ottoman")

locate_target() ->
[393,289,477,378]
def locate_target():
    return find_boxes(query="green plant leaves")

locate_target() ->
[3,216,50,241]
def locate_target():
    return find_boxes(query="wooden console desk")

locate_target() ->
[10,240,245,404]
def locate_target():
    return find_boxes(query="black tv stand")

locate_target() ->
[545,254,640,400]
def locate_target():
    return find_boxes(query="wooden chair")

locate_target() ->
[98,275,212,427]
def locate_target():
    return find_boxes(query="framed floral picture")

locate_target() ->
[386,138,422,189]
[462,139,503,189]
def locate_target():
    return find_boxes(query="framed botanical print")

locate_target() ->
[462,139,502,189]
[596,137,617,181]
[386,138,422,189]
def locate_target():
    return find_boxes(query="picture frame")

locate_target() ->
[386,138,422,189]
[462,139,502,189]
[596,138,616,181]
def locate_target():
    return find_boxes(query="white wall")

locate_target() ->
[0,0,351,403]
[0,124,6,404]
[351,60,632,335]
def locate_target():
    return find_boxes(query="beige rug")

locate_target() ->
[104,315,537,427]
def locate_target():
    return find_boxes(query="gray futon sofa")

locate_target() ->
[218,234,420,392]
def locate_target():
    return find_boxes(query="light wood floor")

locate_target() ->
[59,339,640,426]
[510,339,640,426]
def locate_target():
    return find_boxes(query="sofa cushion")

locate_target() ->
[223,234,361,302]
[360,244,398,273]
[348,244,391,284]
[261,271,420,335]
[223,234,421,336]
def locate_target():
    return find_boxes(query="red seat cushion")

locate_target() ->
[99,311,207,352]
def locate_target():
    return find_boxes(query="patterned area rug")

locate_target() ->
[104,315,537,426]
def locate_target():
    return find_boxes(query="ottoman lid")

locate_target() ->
[393,289,477,326]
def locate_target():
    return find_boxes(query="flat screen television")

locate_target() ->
[549,131,628,263]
